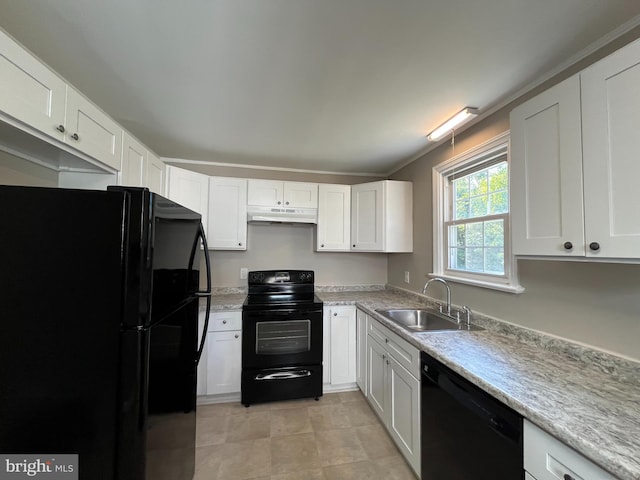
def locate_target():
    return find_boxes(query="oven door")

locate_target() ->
[242,307,322,369]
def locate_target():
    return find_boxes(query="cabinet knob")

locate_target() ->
[563,241,573,250]
[56,124,65,133]
[238,242,242,246]
[70,133,79,141]
[285,201,290,205]
[386,360,390,365]
[333,312,337,316]
[222,320,227,324]
[277,201,281,205]
[589,242,600,251]
[235,334,239,339]
[385,338,388,343]
[321,244,325,248]
[382,354,386,359]
[563,475,575,480]
[352,244,356,248]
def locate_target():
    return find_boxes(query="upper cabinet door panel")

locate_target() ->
[351,181,384,251]
[247,180,284,206]
[65,88,123,171]
[317,184,351,251]
[145,152,165,195]
[121,132,146,187]
[581,38,640,258]
[283,182,318,208]
[0,29,66,141]
[166,165,209,233]
[510,75,584,256]
[208,176,247,250]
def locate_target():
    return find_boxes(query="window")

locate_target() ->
[432,132,523,293]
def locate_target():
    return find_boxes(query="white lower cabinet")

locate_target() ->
[355,309,368,394]
[524,420,617,480]
[322,306,357,390]
[366,317,421,477]
[197,310,242,396]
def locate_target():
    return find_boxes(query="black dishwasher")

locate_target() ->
[421,352,523,479]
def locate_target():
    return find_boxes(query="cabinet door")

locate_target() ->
[366,335,387,420]
[196,311,208,396]
[387,355,421,476]
[208,177,247,250]
[510,75,585,256]
[166,165,209,234]
[317,184,351,251]
[355,309,368,394]
[120,132,146,187]
[0,29,66,141]
[247,179,284,206]
[145,152,165,195]
[65,88,123,171]
[206,330,242,395]
[283,182,318,208]
[322,312,331,384]
[581,38,640,258]
[351,181,384,251]
[329,306,356,385]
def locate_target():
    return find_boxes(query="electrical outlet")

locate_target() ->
[240,267,248,279]
[404,271,410,283]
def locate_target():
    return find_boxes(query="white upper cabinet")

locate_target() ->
[581,39,640,259]
[0,29,67,141]
[208,176,247,250]
[248,179,318,208]
[316,184,351,251]
[511,38,640,260]
[145,152,165,195]
[510,75,585,257]
[64,88,122,170]
[120,132,146,187]
[165,165,209,233]
[351,180,413,252]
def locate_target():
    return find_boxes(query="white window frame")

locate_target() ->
[431,131,524,293]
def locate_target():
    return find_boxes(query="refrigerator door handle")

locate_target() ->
[195,221,211,365]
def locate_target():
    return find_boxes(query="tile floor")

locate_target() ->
[195,390,418,480]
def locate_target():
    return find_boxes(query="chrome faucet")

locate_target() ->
[422,277,451,316]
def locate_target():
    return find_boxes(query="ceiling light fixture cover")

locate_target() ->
[427,107,479,141]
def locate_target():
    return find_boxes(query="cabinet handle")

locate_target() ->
[385,338,388,343]
[563,241,573,250]
[382,354,386,359]
[386,360,390,365]
[222,320,227,324]
[563,475,575,480]
[70,133,79,141]
[235,334,239,339]
[56,124,65,133]
[589,242,600,251]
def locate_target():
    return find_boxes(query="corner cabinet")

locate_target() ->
[316,184,351,251]
[366,315,421,477]
[165,165,209,234]
[207,177,247,250]
[511,37,640,260]
[351,180,413,252]
[322,306,357,390]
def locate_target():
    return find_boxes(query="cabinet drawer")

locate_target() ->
[524,420,617,480]
[209,311,242,331]
[368,317,420,378]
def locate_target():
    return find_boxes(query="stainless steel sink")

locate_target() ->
[375,308,483,332]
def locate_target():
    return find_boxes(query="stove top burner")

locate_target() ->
[243,269,322,311]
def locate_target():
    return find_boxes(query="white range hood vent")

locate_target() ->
[247,205,317,224]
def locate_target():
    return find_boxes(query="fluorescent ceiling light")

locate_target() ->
[427,107,479,141]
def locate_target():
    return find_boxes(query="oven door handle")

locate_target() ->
[254,370,311,381]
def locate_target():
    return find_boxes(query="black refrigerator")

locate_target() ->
[0,185,212,480]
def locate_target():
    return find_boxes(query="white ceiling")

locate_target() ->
[1,1,640,175]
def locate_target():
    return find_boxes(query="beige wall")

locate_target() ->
[389,29,640,361]
[209,223,387,287]
[0,150,58,187]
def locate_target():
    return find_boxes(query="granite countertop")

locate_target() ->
[206,288,639,479]
[319,289,640,480]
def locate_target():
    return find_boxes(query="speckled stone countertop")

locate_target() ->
[205,287,639,478]
[319,289,640,480]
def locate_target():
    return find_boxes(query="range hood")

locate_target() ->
[247,205,317,224]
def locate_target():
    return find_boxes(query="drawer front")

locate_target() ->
[524,421,617,480]
[369,317,420,378]
[209,310,242,331]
